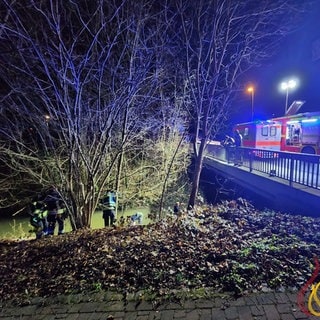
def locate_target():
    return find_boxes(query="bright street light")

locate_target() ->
[280,79,298,115]
[246,86,254,121]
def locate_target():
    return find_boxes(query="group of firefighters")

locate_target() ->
[29,189,144,239]
[29,186,66,239]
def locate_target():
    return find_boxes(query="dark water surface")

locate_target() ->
[0,207,150,239]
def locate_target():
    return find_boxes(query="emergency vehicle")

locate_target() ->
[234,111,320,155]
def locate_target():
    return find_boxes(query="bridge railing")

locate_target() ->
[206,144,320,190]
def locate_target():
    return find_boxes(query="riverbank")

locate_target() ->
[1,200,319,308]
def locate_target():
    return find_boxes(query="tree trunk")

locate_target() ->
[188,139,206,210]
[159,133,186,219]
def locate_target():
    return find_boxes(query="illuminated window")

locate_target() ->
[270,126,277,136]
[261,126,269,136]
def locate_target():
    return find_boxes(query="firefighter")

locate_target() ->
[56,199,66,235]
[130,212,143,225]
[233,129,243,166]
[44,186,65,235]
[29,195,47,239]
[221,135,235,147]
[101,190,116,227]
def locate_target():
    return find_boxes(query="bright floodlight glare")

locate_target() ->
[280,79,297,91]
[280,78,299,115]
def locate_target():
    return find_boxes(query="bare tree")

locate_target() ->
[0,0,189,227]
[171,0,313,209]
[0,0,191,226]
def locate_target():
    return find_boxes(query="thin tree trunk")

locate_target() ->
[188,139,206,210]
[159,132,186,219]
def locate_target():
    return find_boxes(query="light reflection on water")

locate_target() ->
[0,207,150,240]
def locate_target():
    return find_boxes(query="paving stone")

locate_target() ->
[31,315,50,320]
[77,313,93,320]
[124,312,139,320]
[292,309,310,319]
[250,305,265,316]
[280,314,296,320]
[78,302,102,313]
[244,295,259,306]
[36,316,57,320]
[214,297,229,308]
[211,308,227,320]
[54,314,69,319]
[51,305,71,314]
[286,292,299,304]
[157,302,183,311]
[199,308,212,320]
[275,292,291,304]
[138,311,152,316]
[67,304,82,313]
[125,301,138,312]
[136,301,156,311]
[36,306,55,315]
[0,307,18,316]
[136,314,150,320]
[106,301,126,312]
[277,303,293,314]
[147,310,161,320]
[232,297,246,306]
[17,305,39,316]
[263,304,280,320]
[113,311,126,317]
[195,299,215,309]
[254,316,267,320]
[173,310,186,318]
[237,305,254,320]
[88,313,108,320]
[257,293,276,305]
[224,306,238,319]
[181,300,196,310]
[160,309,174,319]
[185,309,201,320]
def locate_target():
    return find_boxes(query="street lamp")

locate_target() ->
[44,114,50,126]
[280,79,297,115]
[247,86,254,121]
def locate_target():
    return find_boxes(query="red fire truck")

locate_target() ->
[234,111,320,155]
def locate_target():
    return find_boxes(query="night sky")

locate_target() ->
[232,2,320,125]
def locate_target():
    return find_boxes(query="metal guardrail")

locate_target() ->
[206,145,320,190]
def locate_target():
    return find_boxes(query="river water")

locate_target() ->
[0,207,150,240]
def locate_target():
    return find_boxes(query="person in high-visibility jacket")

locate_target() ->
[101,190,116,227]
[56,204,66,235]
[29,196,47,239]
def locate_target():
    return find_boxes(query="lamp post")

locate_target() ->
[280,79,297,115]
[247,86,254,121]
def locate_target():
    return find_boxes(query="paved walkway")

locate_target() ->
[1,290,319,320]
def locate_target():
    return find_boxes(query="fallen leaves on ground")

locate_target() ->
[0,198,319,305]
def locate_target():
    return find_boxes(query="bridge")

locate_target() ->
[203,143,320,217]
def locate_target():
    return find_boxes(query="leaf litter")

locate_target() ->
[0,198,319,305]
